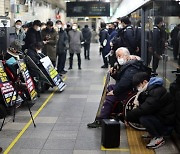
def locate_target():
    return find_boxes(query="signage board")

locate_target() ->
[18,59,37,100]
[0,60,16,107]
[66,1,110,17]
[40,56,66,91]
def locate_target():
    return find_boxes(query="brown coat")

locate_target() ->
[41,28,58,61]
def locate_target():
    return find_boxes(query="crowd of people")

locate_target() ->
[6,17,180,151]
[13,19,92,75]
[98,16,180,73]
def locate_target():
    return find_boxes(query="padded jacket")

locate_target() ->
[126,78,175,126]
[112,60,144,96]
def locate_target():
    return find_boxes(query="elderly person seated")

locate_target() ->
[87,47,147,128]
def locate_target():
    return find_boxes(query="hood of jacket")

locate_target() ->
[148,77,163,87]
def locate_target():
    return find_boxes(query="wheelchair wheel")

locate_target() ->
[124,94,146,131]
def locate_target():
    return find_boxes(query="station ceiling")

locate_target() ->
[41,0,122,16]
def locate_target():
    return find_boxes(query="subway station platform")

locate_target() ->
[0,43,179,154]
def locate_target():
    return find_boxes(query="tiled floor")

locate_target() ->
[0,43,179,154]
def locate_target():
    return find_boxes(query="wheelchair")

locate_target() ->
[110,90,146,131]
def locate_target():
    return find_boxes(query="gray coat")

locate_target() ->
[15,28,26,43]
[68,30,83,54]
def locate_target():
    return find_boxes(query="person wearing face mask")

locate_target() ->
[116,16,137,55]
[87,47,148,128]
[56,20,68,74]
[126,72,175,149]
[68,23,84,70]
[41,21,58,66]
[24,20,42,50]
[14,20,26,46]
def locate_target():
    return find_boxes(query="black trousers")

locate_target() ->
[152,54,160,73]
[57,52,67,73]
[173,43,179,59]
[101,48,108,66]
[140,115,173,137]
[69,53,81,68]
[84,43,90,59]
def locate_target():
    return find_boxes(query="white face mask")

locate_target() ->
[72,26,77,30]
[118,24,123,29]
[57,25,62,29]
[117,58,126,65]
[37,50,42,53]
[15,25,21,29]
[137,86,143,92]
[36,26,41,31]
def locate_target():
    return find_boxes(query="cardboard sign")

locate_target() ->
[40,56,66,91]
[17,59,37,100]
[0,60,16,107]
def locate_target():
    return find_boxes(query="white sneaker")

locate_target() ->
[146,137,165,149]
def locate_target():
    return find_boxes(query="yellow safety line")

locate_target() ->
[103,75,106,85]
[126,127,154,154]
[4,76,67,154]
[101,146,129,151]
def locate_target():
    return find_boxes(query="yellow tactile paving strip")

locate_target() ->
[126,126,155,154]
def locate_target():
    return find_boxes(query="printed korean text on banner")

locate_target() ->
[0,60,16,107]
[18,59,37,100]
[40,56,66,91]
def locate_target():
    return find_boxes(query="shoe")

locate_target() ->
[87,57,90,60]
[141,133,152,139]
[60,70,67,74]
[146,137,165,149]
[0,147,2,153]
[101,65,108,68]
[68,67,72,70]
[87,120,101,128]
[78,67,81,70]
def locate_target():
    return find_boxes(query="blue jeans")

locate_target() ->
[140,115,173,138]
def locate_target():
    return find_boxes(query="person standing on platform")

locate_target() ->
[41,21,58,66]
[119,16,137,55]
[24,20,42,50]
[152,17,164,73]
[56,20,68,75]
[68,23,83,70]
[14,20,26,46]
[82,25,92,60]
[171,24,180,60]
[99,22,109,68]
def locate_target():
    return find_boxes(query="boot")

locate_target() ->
[69,57,73,69]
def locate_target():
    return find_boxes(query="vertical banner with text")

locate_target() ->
[0,60,16,107]
[18,59,37,100]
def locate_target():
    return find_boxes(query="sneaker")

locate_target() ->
[146,137,165,149]
[87,120,101,128]
[101,65,108,68]
[141,133,152,139]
